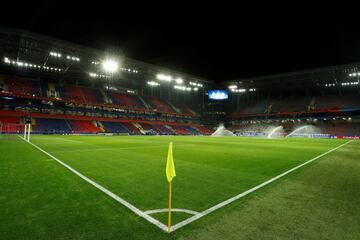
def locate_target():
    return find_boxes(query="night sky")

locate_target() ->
[1,2,359,81]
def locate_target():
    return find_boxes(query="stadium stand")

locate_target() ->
[152,124,173,135]
[4,77,41,97]
[184,126,200,134]
[145,97,176,113]
[101,121,130,134]
[193,125,213,135]
[230,94,360,118]
[67,120,102,133]
[32,118,70,134]
[79,87,104,105]
[138,123,159,134]
[111,92,145,108]
[0,116,20,124]
[172,102,197,115]
[61,85,85,103]
[171,125,192,135]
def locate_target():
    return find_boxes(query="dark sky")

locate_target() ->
[1,2,359,81]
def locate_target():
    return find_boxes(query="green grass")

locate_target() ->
[0,135,359,239]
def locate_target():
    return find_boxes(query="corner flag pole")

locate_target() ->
[168,180,172,233]
[166,142,176,234]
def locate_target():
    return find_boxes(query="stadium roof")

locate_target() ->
[225,63,360,91]
[0,27,213,88]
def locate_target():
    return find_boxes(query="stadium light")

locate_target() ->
[157,74,172,82]
[50,51,62,58]
[175,78,183,84]
[89,72,109,79]
[189,82,203,87]
[147,81,160,86]
[120,67,138,74]
[3,56,62,72]
[231,88,246,93]
[341,81,359,86]
[174,85,192,91]
[102,59,119,73]
[104,86,118,91]
[228,85,237,89]
[66,55,80,62]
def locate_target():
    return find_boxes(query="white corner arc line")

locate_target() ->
[20,136,168,232]
[145,208,199,215]
[170,140,353,232]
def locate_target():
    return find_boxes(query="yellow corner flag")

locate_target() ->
[166,142,176,182]
[166,142,176,233]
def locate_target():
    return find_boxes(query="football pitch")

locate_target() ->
[1,135,359,240]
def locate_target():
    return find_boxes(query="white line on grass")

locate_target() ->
[145,208,199,215]
[170,140,353,232]
[19,136,169,232]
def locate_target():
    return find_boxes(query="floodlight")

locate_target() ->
[102,59,119,73]
[147,81,160,86]
[157,74,172,82]
[175,78,183,84]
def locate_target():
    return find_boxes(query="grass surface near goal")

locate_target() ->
[1,135,359,240]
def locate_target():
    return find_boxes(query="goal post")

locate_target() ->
[24,123,27,140]
[1,123,31,142]
[22,123,31,142]
[27,123,31,142]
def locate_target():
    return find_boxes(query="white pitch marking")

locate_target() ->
[170,140,353,232]
[20,135,353,232]
[145,208,199,215]
[19,136,168,232]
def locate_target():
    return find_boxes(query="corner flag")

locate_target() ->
[166,142,176,182]
[166,142,176,233]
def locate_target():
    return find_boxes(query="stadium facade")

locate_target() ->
[0,28,359,138]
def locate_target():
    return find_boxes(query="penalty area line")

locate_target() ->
[170,140,353,232]
[19,136,168,232]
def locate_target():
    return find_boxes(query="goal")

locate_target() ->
[0,122,31,142]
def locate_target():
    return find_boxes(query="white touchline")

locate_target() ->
[19,136,168,232]
[21,135,353,233]
[170,140,353,232]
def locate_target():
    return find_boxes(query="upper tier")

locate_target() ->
[230,95,360,118]
[0,75,197,117]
